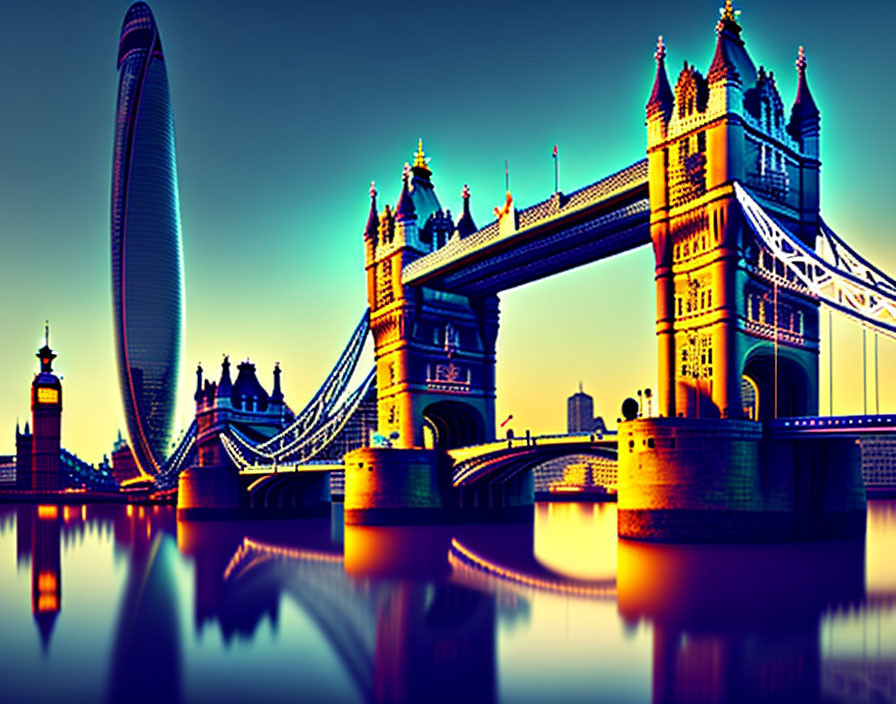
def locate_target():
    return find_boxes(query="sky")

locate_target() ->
[1,0,895,463]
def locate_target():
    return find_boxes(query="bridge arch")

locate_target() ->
[741,347,814,420]
[422,401,486,451]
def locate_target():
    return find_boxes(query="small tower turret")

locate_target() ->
[194,363,204,404]
[646,36,673,124]
[270,363,284,404]
[216,355,233,409]
[788,45,821,244]
[788,47,820,155]
[456,184,477,238]
[364,181,379,265]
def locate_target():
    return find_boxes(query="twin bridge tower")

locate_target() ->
[348,3,869,537]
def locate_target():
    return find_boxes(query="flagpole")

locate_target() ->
[553,145,559,193]
[505,158,509,193]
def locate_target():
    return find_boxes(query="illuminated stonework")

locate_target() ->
[111,2,184,474]
[646,6,821,420]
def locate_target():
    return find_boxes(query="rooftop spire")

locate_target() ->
[395,164,417,221]
[411,138,432,179]
[717,0,741,35]
[456,184,477,237]
[646,35,674,119]
[789,45,820,134]
[36,322,56,373]
[271,362,284,403]
[194,363,204,402]
[217,355,233,398]
[708,0,755,84]
[364,181,379,239]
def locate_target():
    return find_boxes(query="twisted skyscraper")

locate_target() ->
[111,2,184,475]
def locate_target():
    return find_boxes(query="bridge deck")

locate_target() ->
[403,160,649,295]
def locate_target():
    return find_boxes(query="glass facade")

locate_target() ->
[111,2,183,475]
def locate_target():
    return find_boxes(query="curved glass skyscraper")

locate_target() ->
[111,2,183,475]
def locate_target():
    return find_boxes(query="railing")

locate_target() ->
[769,415,896,433]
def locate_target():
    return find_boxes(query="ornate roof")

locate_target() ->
[232,361,270,411]
[707,1,756,85]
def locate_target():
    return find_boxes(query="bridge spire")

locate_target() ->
[364,181,379,240]
[708,0,755,85]
[456,184,477,237]
[395,165,416,221]
[217,355,233,402]
[270,362,284,403]
[194,363,203,402]
[646,35,673,120]
[789,46,819,129]
[412,138,431,177]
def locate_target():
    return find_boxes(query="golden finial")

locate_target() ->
[796,46,807,74]
[462,184,470,200]
[655,35,666,64]
[719,0,740,25]
[413,138,429,170]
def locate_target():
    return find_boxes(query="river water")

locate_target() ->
[0,500,893,703]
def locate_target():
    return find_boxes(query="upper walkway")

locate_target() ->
[402,160,649,296]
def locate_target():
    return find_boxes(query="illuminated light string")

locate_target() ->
[252,311,370,452]
[225,369,375,466]
[156,311,369,487]
[448,539,616,598]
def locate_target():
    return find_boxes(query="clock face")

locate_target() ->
[36,387,59,405]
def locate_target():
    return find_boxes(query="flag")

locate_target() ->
[553,145,558,158]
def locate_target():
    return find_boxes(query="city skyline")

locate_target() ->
[2,0,895,463]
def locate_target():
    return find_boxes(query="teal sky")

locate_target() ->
[1,0,895,462]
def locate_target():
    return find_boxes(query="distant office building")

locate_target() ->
[567,383,606,433]
[111,2,184,475]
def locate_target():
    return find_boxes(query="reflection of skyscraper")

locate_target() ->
[111,2,184,475]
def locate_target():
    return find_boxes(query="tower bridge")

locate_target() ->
[170,2,896,536]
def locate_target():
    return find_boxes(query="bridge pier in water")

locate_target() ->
[617,418,866,542]
[343,447,534,525]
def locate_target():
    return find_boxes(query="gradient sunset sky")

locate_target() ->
[1,0,894,463]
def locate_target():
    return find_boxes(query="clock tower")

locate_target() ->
[31,324,61,492]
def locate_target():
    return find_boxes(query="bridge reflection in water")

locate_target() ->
[0,501,892,703]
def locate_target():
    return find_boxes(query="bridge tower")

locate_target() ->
[647,2,821,421]
[619,3,864,542]
[348,142,503,524]
[364,143,498,451]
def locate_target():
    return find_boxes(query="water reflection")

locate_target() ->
[617,538,865,703]
[0,502,892,703]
